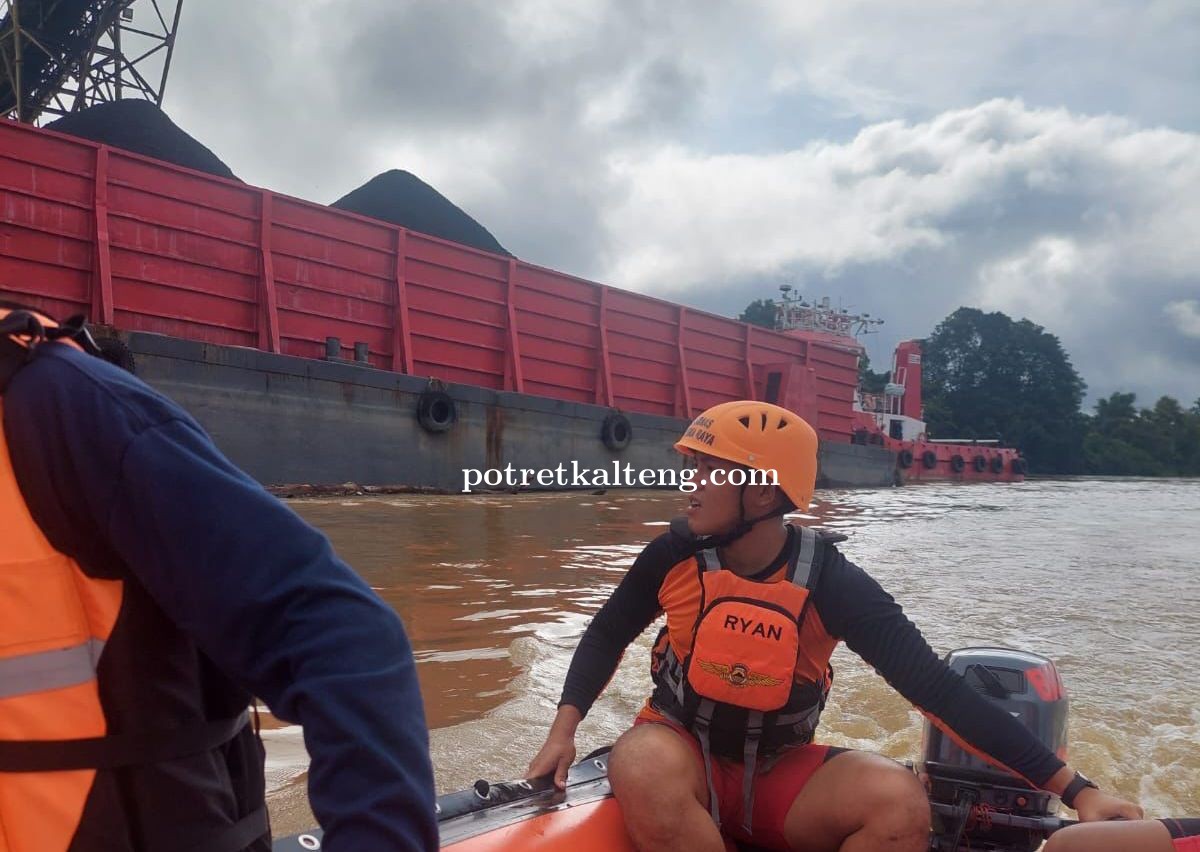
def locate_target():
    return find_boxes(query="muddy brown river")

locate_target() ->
[265,479,1200,837]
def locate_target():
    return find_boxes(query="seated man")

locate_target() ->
[1045,819,1200,852]
[528,400,1141,852]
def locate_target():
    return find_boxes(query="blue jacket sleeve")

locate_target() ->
[3,345,437,851]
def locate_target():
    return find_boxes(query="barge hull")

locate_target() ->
[127,333,895,491]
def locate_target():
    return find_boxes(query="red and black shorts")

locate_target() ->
[633,714,850,850]
[1163,818,1200,851]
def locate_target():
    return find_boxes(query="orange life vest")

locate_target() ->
[0,307,267,851]
[649,523,835,836]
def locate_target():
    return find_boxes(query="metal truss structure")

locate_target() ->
[0,0,183,124]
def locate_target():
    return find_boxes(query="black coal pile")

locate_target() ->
[333,170,511,257]
[45,99,238,181]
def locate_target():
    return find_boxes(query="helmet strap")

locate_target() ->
[704,483,789,549]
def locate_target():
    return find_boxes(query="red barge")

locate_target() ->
[0,116,1022,489]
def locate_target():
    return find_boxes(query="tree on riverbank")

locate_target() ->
[859,353,890,394]
[922,307,1200,476]
[739,298,777,328]
[1083,393,1200,475]
[922,308,1087,473]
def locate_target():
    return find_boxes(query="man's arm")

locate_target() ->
[557,532,676,715]
[5,346,437,851]
[814,547,1141,819]
[816,546,1064,786]
[528,532,675,786]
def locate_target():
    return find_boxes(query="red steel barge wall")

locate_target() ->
[0,118,858,442]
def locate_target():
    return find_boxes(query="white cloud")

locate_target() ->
[976,237,1115,324]
[598,99,1200,402]
[1165,300,1200,339]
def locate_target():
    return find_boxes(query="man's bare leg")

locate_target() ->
[609,724,726,852]
[781,751,930,851]
[1043,820,1175,852]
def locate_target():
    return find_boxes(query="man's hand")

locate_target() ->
[1072,787,1144,822]
[526,705,583,790]
[526,733,577,790]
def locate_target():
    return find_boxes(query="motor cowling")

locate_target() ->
[919,647,1069,852]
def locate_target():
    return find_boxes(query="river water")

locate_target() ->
[264,478,1200,836]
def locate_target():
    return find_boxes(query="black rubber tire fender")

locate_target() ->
[921,450,938,469]
[1011,457,1028,475]
[950,454,966,473]
[898,449,914,469]
[416,389,457,433]
[601,412,632,451]
[989,455,1005,474]
[96,336,135,374]
[972,455,987,472]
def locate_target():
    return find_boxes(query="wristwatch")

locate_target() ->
[1061,771,1099,810]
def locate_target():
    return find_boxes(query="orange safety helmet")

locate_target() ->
[675,400,819,510]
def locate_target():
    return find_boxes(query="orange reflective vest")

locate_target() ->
[0,308,267,851]
[649,523,835,835]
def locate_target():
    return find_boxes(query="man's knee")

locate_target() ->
[610,725,707,846]
[610,724,699,799]
[1042,830,1078,852]
[853,756,930,830]
[784,751,929,851]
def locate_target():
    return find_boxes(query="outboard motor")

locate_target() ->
[920,647,1070,852]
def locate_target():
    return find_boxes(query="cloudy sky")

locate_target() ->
[159,0,1198,407]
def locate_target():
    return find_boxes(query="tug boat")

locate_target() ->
[771,288,1026,485]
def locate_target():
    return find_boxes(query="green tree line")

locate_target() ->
[922,308,1199,475]
[738,299,1198,476]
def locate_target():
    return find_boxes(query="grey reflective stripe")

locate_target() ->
[695,699,720,828]
[790,526,817,588]
[742,711,763,836]
[0,639,103,700]
[698,548,720,573]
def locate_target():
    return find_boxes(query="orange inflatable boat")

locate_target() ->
[273,647,1197,852]
[273,747,635,851]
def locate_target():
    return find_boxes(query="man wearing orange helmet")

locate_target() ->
[528,400,1142,851]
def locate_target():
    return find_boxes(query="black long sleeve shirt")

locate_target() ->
[559,528,1065,787]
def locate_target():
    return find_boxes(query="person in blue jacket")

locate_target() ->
[0,304,436,852]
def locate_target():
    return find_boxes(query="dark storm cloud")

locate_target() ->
[332,0,704,133]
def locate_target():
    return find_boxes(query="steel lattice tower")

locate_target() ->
[0,0,183,124]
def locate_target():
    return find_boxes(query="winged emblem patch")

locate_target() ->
[697,660,784,688]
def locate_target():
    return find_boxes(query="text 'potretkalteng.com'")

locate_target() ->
[461,462,778,493]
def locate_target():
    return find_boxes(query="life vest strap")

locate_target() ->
[790,526,816,587]
[741,711,764,836]
[694,699,721,829]
[0,709,251,772]
[775,702,823,732]
[659,643,686,706]
[697,526,817,586]
[179,804,271,852]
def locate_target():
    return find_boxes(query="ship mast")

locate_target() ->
[773,284,884,347]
